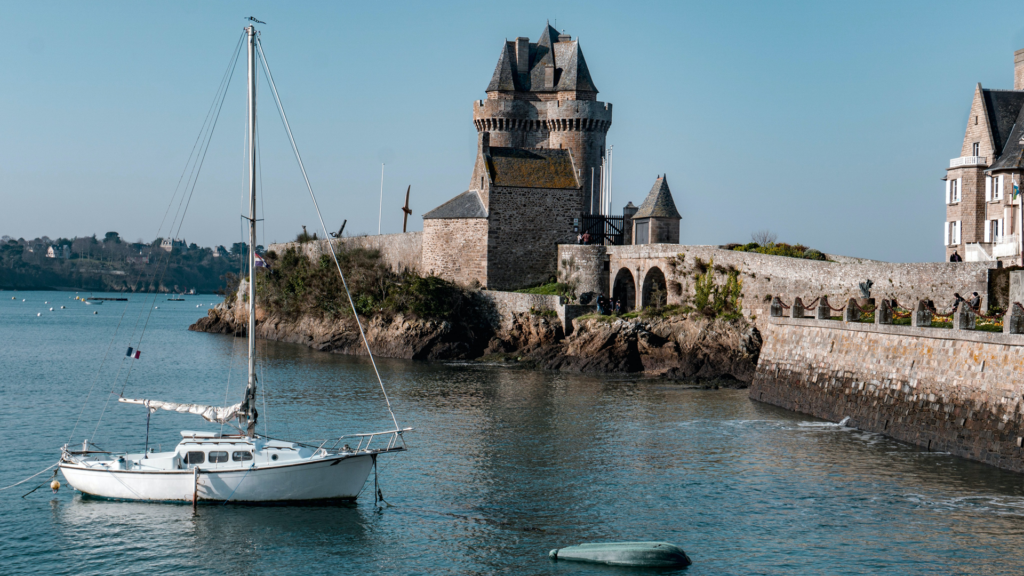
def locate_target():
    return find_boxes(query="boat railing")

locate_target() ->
[330,427,413,453]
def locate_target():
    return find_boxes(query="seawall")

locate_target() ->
[750,316,1024,472]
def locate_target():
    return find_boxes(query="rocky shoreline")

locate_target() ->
[189,295,762,385]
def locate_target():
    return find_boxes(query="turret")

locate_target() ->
[472,23,612,213]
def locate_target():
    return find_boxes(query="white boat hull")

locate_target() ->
[60,454,374,503]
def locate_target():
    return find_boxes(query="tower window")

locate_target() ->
[975,115,978,125]
[972,142,979,156]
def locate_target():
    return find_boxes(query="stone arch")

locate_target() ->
[641,267,667,309]
[612,268,637,312]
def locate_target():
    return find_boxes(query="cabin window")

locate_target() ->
[232,451,253,462]
[183,451,205,465]
[208,451,229,463]
[271,454,279,461]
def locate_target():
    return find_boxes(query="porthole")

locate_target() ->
[271,454,278,461]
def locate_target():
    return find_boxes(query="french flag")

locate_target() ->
[126,347,141,360]
[254,253,269,269]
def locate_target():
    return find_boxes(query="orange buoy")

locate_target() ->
[50,480,60,493]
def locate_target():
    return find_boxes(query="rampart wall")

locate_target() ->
[268,232,423,274]
[750,316,1024,473]
[559,244,1000,323]
[477,290,593,336]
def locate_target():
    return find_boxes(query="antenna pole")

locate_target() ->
[378,163,385,235]
[244,24,258,438]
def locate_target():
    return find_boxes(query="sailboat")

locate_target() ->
[58,24,410,503]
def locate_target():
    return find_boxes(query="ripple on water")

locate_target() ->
[3,292,1024,574]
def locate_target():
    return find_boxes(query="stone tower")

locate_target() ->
[472,23,612,214]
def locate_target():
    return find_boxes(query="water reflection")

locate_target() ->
[5,292,1024,574]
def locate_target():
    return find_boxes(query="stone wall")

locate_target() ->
[1012,270,1024,306]
[559,244,1000,322]
[750,316,1024,472]
[422,219,489,287]
[558,245,607,296]
[268,232,423,273]
[487,185,581,291]
[477,289,592,335]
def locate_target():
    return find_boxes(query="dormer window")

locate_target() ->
[973,142,980,156]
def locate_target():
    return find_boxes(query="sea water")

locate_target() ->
[3,290,1024,575]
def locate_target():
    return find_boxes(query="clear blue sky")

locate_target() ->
[3,1,1024,262]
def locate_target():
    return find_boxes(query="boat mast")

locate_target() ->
[244,24,259,437]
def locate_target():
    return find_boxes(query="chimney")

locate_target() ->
[478,131,490,156]
[558,34,571,42]
[1016,48,1024,90]
[515,37,530,76]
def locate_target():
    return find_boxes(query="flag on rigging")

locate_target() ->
[254,253,269,269]
[126,347,141,360]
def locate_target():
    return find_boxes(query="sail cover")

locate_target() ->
[119,397,244,424]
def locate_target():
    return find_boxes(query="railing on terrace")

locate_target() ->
[578,215,625,245]
[949,156,988,168]
[767,295,1024,334]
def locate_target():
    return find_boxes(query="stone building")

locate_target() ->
[631,176,681,245]
[422,132,581,290]
[473,23,612,212]
[944,48,1024,263]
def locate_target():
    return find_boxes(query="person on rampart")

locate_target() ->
[581,232,592,245]
[968,292,981,310]
[949,250,962,262]
[950,292,965,312]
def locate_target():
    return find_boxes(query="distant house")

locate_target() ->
[46,245,70,259]
[160,238,187,252]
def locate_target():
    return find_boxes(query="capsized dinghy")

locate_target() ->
[549,541,691,567]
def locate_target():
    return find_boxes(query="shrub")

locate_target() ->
[256,245,467,321]
[693,258,743,318]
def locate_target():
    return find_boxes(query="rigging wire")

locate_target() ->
[119,33,244,398]
[256,37,400,431]
[89,35,245,438]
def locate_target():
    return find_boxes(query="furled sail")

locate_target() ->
[119,397,244,424]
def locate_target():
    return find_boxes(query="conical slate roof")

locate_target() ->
[485,42,520,92]
[485,24,598,94]
[555,42,597,93]
[633,176,681,219]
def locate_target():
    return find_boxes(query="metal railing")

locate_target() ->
[326,427,413,454]
[949,156,987,168]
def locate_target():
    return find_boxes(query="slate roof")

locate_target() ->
[633,176,681,219]
[988,92,1024,171]
[487,147,580,189]
[485,42,520,92]
[982,89,1024,158]
[423,190,487,220]
[486,24,598,94]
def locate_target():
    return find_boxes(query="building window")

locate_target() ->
[972,142,979,156]
[950,178,960,203]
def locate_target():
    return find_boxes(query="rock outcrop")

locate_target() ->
[190,300,760,384]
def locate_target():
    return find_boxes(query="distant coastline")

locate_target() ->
[1,232,248,294]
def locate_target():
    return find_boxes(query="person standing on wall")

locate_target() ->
[950,250,962,262]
